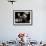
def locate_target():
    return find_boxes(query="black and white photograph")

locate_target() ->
[13,10,32,25]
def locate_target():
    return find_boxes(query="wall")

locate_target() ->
[0,0,46,42]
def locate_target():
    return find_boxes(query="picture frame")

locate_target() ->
[13,10,33,26]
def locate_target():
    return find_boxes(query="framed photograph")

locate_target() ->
[13,10,32,25]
